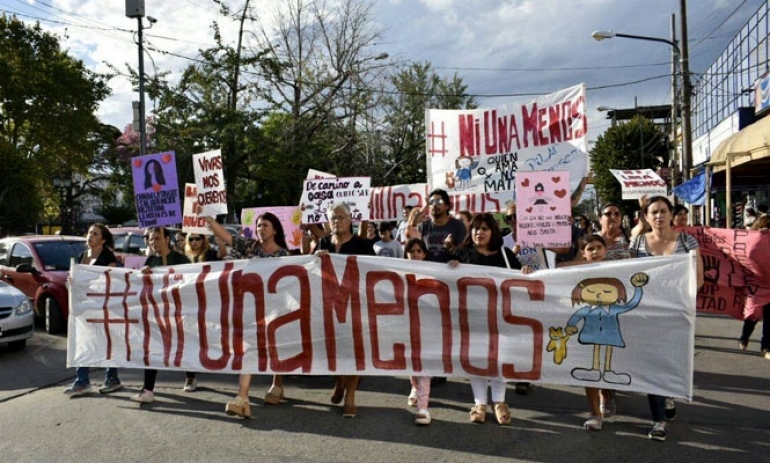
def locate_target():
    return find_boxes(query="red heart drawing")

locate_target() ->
[525,207,533,213]
[551,176,561,183]
[133,159,142,168]
[521,178,530,187]
[554,189,567,198]
[153,184,162,192]
[161,153,172,163]
[550,206,557,211]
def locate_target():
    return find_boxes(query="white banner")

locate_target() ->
[299,177,371,224]
[369,183,428,221]
[609,169,668,200]
[68,253,697,399]
[425,83,588,212]
[192,149,228,216]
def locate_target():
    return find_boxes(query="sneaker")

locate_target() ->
[664,397,676,420]
[99,380,123,394]
[415,409,432,426]
[763,350,770,360]
[648,421,667,441]
[600,394,616,419]
[738,339,748,351]
[514,382,532,395]
[131,389,155,403]
[63,382,93,397]
[183,377,198,392]
[583,416,602,431]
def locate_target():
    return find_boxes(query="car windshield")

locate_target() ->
[33,241,87,270]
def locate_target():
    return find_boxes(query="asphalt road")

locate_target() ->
[0,315,767,463]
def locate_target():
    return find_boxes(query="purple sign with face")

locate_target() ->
[131,151,181,228]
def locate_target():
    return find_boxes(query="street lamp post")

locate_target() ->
[592,29,693,187]
[126,1,156,156]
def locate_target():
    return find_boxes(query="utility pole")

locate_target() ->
[670,13,679,195]
[680,0,693,182]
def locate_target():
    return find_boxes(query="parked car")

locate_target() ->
[0,280,34,350]
[110,226,184,267]
[0,235,86,334]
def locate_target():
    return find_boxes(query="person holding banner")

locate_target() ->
[448,212,532,426]
[204,213,291,418]
[64,224,122,396]
[315,202,375,418]
[184,232,226,263]
[131,227,195,404]
[421,189,467,264]
[630,196,704,441]
[739,215,770,359]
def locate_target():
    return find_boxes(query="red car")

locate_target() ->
[0,235,86,334]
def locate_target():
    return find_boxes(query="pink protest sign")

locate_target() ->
[515,171,571,248]
[131,151,181,228]
[241,206,303,251]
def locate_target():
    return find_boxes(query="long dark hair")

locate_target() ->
[143,159,166,189]
[461,212,503,251]
[89,223,114,250]
[258,212,288,250]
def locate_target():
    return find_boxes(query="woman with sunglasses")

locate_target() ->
[205,213,290,419]
[184,233,226,263]
[597,204,631,261]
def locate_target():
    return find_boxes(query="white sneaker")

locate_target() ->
[63,383,93,397]
[131,389,155,403]
[183,378,198,392]
[583,416,603,431]
[415,409,432,425]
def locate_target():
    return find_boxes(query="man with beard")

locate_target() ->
[420,189,467,263]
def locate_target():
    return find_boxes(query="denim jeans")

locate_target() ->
[75,367,119,386]
[648,394,666,422]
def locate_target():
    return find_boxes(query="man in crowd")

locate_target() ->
[421,189,467,263]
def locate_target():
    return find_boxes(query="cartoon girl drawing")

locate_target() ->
[143,159,166,191]
[531,183,551,211]
[453,156,479,191]
[564,272,649,385]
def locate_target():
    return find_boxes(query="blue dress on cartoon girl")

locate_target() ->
[567,286,643,348]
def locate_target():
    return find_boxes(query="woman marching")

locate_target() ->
[64,224,122,396]
[205,213,291,419]
[630,196,704,441]
[448,212,533,426]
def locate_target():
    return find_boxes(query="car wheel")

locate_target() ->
[7,339,26,351]
[45,298,65,334]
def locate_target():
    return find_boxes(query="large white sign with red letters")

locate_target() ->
[68,253,697,399]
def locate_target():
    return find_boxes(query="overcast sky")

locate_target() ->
[3,0,766,142]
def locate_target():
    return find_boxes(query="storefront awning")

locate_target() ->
[709,115,770,172]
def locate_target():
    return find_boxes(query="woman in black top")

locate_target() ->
[449,213,530,426]
[64,224,120,396]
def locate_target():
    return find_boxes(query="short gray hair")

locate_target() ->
[327,202,351,220]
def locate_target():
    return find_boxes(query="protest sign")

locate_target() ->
[684,226,770,320]
[131,151,181,228]
[192,149,227,216]
[241,206,303,251]
[123,255,146,270]
[515,171,571,248]
[181,183,210,235]
[425,83,588,213]
[299,177,371,224]
[369,183,428,221]
[69,253,697,399]
[609,169,667,200]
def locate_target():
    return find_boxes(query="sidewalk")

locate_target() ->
[0,315,767,463]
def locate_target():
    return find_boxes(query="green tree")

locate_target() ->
[591,115,669,216]
[0,16,111,232]
[380,62,477,186]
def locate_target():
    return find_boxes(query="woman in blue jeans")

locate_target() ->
[64,224,122,396]
[630,197,704,441]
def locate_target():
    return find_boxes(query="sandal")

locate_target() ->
[264,385,284,405]
[224,395,251,419]
[494,402,511,426]
[342,403,357,418]
[469,404,487,423]
[407,388,418,407]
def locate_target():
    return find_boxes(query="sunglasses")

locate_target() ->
[428,199,446,205]
[602,211,621,217]
[504,214,517,221]
[188,236,204,242]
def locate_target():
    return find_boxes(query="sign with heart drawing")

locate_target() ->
[130,151,181,228]
[515,171,572,248]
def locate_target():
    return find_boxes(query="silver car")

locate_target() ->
[0,281,35,351]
